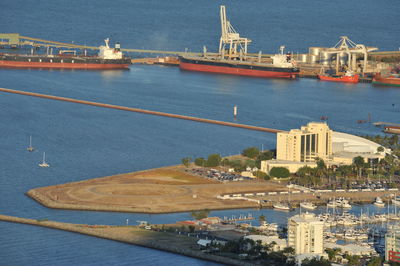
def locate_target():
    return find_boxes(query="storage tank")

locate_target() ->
[298,54,308,63]
[309,47,321,56]
[309,55,319,64]
[320,51,333,66]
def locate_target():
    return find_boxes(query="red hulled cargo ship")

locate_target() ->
[179,6,299,79]
[179,55,299,79]
[0,39,131,70]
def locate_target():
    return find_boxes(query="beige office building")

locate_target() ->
[261,122,387,174]
[288,213,324,255]
[277,122,332,162]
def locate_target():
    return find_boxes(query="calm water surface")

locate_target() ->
[1,0,400,265]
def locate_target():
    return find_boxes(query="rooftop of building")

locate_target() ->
[263,159,317,165]
[324,242,376,256]
[289,212,324,224]
[244,235,287,246]
[332,131,390,155]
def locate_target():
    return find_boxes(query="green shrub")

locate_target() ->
[206,154,221,167]
[194,157,206,166]
[269,167,290,178]
[242,147,260,159]
[253,170,269,180]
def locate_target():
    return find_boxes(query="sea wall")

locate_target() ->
[0,214,255,266]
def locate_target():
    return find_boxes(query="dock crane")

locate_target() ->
[218,5,251,59]
[325,36,378,75]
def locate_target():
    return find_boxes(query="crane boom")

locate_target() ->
[218,5,251,59]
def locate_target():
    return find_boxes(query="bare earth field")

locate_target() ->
[27,166,287,213]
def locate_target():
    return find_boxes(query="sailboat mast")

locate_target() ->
[27,135,34,152]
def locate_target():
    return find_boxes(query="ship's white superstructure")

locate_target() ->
[98,38,123,59]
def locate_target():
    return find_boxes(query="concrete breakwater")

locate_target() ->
[0,88,282,134]
[0,214,255,266]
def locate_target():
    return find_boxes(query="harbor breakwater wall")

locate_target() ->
[0,88,282,134]
[0,214,255,266]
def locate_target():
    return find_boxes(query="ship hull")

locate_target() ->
[179,56,299,79]
[318,74,359,83]
[372,74,400,87]
[0,54,131,69]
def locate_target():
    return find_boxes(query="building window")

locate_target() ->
[311,134,316,153]
[326,132,329,155]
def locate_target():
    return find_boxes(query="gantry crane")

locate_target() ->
[218,5,251,59]
[326,36,378,75]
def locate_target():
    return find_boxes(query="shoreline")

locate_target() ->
[25,165,283,214]
[26,188,260,214]
[25,164,394,214]
[0,214,254,266]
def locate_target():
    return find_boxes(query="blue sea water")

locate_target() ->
[1,0,400,265]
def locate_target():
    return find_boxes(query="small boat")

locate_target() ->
[384,126,400,135]
[300,201,317,210]
[341,201,352,209]
[39,152,49,167]
[327,199,337,208]
[273,202,291,211]
[339,198,352,209]
[392,196,400,206]
[328,197,351,208]
[372,73,400,87]
[27,136,34,152]
[318,70,359,83]
[374,197,385,207]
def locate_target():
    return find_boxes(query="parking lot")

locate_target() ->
[186,168,253,182]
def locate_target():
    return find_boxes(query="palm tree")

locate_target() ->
[353,156,365,179]
[315,157,327,178]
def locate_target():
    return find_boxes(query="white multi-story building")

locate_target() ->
[288,212,324,255]
[385,228,400,263]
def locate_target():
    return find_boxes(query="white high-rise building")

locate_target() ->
[385,228,400,263]
[288,212,324,255]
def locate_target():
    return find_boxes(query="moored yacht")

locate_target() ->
[374,197,385,207]
[392,196,400,206]
[273,202,291,211]
[328,197,351,209]
[300,201,317,210]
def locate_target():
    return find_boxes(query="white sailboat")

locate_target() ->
[392,195,400,206]
[374,197,385,208]
[39,152,49,167]
[27,136,34,152]
[327,198,337,208]
[300,201,317,210]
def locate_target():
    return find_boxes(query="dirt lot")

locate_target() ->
[27,166,288,213]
